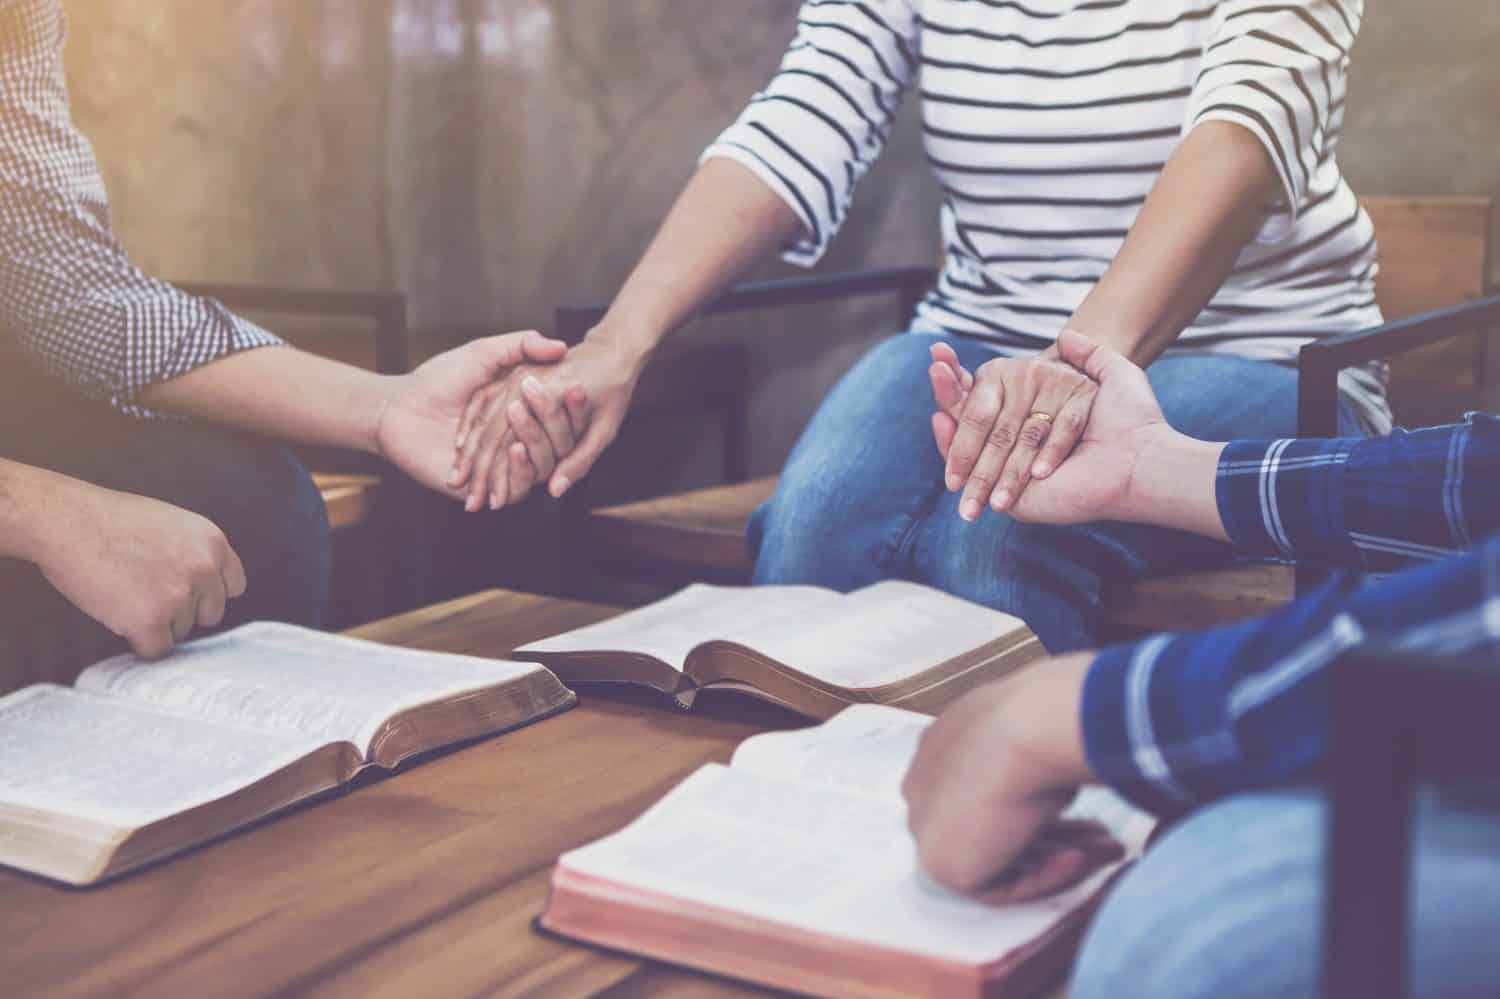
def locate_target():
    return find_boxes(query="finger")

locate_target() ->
[979,845,1100,904]
[930,362,966,417]
[518,330,569,365]
[169,596,197,650]
[453,385,510,492]
[931,411,958,461]
[506,441,535,505]
[502,399,553,507]
[1054,328,1104,375]
[196,574,228,629]
[562,384,590,440]
[1031,388,1096,480]
[929,342,974,393]
[990,379,1074,512]
[958,374,1027,519]
[221,542,248,599]
[944,373,1004,493]
[550,417,618,499]
[520,375,577,463]
[453,384,497,458]
[465,393,514,512]
[131,627,174,661]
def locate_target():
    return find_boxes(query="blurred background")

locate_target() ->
[59,0,1500,614]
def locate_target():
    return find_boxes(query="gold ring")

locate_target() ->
[1028,411,1054,424]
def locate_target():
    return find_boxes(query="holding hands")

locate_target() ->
[447,335,644,511]
[930,331,1178,527]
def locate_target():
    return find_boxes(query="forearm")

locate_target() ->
[588,158,802,363]
[1083,537,1500,814]
[137,345,393,454]
[1069,121,1279,365]
[1112,428,1230,543]
[0,459,90,564]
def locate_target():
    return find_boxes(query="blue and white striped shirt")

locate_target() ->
[1084,414,1500,814]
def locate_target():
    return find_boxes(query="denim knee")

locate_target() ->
[1071,792,1324,999]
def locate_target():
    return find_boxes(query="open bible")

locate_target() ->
[540,705,1153,997]
[0,622,574,886]
[515,581,1043,719]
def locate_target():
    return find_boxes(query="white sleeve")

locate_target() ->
[702,0,921,267]
[1186,0,1361,242]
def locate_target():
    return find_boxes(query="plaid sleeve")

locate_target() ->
[1215,414,1500,571]
[1081,533,1500,814]
[0,0,281,418]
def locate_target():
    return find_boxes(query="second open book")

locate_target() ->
[516,581,1044,719]
[541,704,1155,998]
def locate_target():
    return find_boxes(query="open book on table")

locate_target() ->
[515,581,1044,719]
[0,622,574,886]
[539,704,1154,998]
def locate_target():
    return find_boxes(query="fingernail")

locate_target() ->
[465,494,479,513]
[960,498,979,521]
[523,375,542,393]
[551,475,570,498]
[455,429,467,449]
[1032,462,1052,479]
[994,490,1013,510]
[946,473,961,491]
[489,493,501,511]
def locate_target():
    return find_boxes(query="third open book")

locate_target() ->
[515,581,1044,719]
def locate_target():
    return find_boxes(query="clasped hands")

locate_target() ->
[929,329,1173,526]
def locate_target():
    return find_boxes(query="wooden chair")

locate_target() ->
[176,283,412,622]
[572,197,1494,628]
[1325,642,1500,999]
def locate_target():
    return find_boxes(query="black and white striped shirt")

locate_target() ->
[0,0,280,417]
[705,0,1389,432]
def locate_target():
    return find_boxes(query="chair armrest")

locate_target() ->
[1297,293,1500,437]
[174,282,409,375]
[553,265,938,344]
[1325,642,1500,999]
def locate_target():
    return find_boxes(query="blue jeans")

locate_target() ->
[750,332,1363,651]
[1072,788,1500,998]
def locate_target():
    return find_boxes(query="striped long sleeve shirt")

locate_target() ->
[1083,414,1500,814]
[704,0,1390,433]
[0,0,280,417]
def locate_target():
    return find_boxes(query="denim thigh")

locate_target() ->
[751,334,1362,651]
[1071,787,1500,999]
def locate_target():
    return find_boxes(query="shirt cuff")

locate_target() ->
[1215,436,1355,561]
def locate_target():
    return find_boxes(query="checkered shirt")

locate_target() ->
[0,0,280,417]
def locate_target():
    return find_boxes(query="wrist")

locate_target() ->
[585,319,659,376]
[1119,426,1229,541]
[999,652,1096,792]
[365,373,404,457]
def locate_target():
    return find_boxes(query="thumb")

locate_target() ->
[549,416,615,498]
[467,330,567,378]
[930,362,967,417]
[1056,329,1129,384]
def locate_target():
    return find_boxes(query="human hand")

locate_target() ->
[930,331,1175,526]
[449,333,643,510]
[374,330,578,502]
[901,654,1117,899]
[933,338,1102,521]
[34,482,247,660]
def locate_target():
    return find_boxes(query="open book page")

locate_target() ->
[518,584,838,671]
[0,685,321,828]
[730,704,932,803]
[76,622,543,754]
[560,762,1144,966]
[728,581,1028,689]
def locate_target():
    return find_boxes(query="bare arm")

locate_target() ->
[591,157,803,361]
[1067,121,1279,366]
[451,158,801,506]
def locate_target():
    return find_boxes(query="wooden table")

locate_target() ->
[1,590,801,998]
